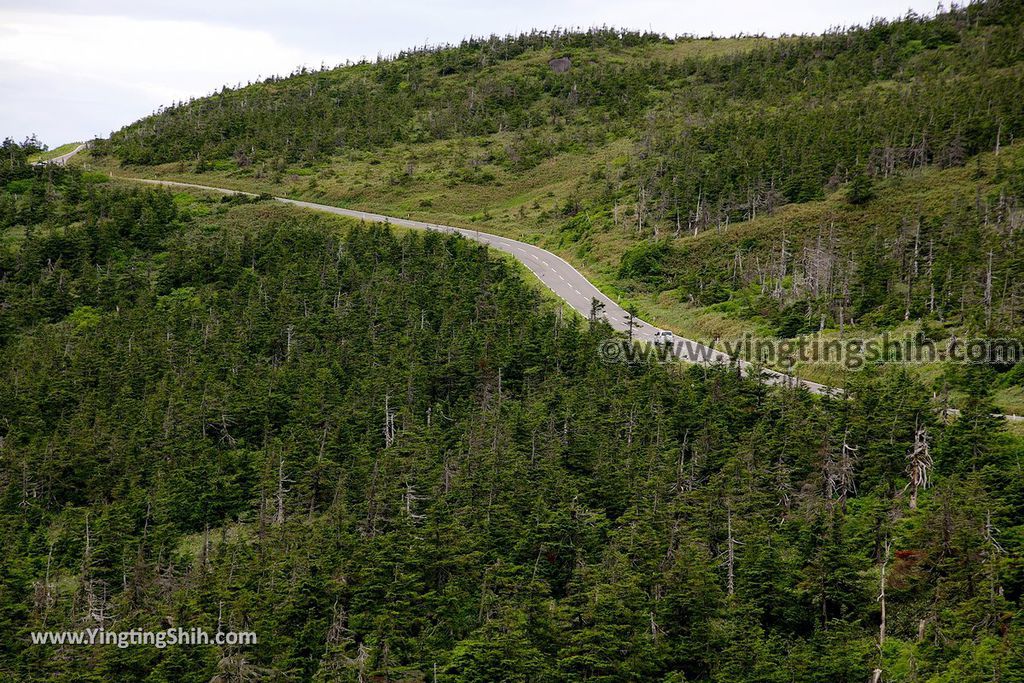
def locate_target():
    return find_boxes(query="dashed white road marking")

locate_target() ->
[119,172,980,408]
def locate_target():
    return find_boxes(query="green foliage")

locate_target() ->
[96,28,666,166]
[618,240,669,281]
[847,168,874,205]
[0,136,44,185]
[92,1,1024,345]
[7,3,1024,678]
[98,2,1024,227]
[0,173,1022,680]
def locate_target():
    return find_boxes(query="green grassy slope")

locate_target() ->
[2,161,1022,681]
[79,1,1024,409]
[26,141,82,164]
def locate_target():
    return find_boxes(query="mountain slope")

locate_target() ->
[1,160,1022,681]
[4,3,1024,677]
[90,2,1024,343]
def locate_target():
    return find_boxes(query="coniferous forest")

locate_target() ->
[3,1,1024,681]
[1,142,1022,683]
[89,0,1024,349]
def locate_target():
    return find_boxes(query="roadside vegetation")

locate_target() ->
[26,141,82,164]
[1,155,1022,681]
[85,1,1024,410]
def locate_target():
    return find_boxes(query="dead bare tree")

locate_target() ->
[906,219,921,321]
[274,456,291,525]
[718,507,743,597]
[984,250,994,329]
[402,480,426,523]
[905,424,932,509]
[825,431,858,508]
[383,393,397,448]
[871,539,892,683]
[983,510,1006,604]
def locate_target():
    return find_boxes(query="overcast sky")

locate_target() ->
[1,1,940,146]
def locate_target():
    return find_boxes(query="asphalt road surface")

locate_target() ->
[34,143,88,166]
[123,176,832,395]
[42,138,1006,418]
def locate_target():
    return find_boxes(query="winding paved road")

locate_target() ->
[128,177,833,396]
[49,141,1014,417]
[34,143,88,166]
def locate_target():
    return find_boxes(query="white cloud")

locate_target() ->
[0,11,339,142]
[0,2,941,145]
